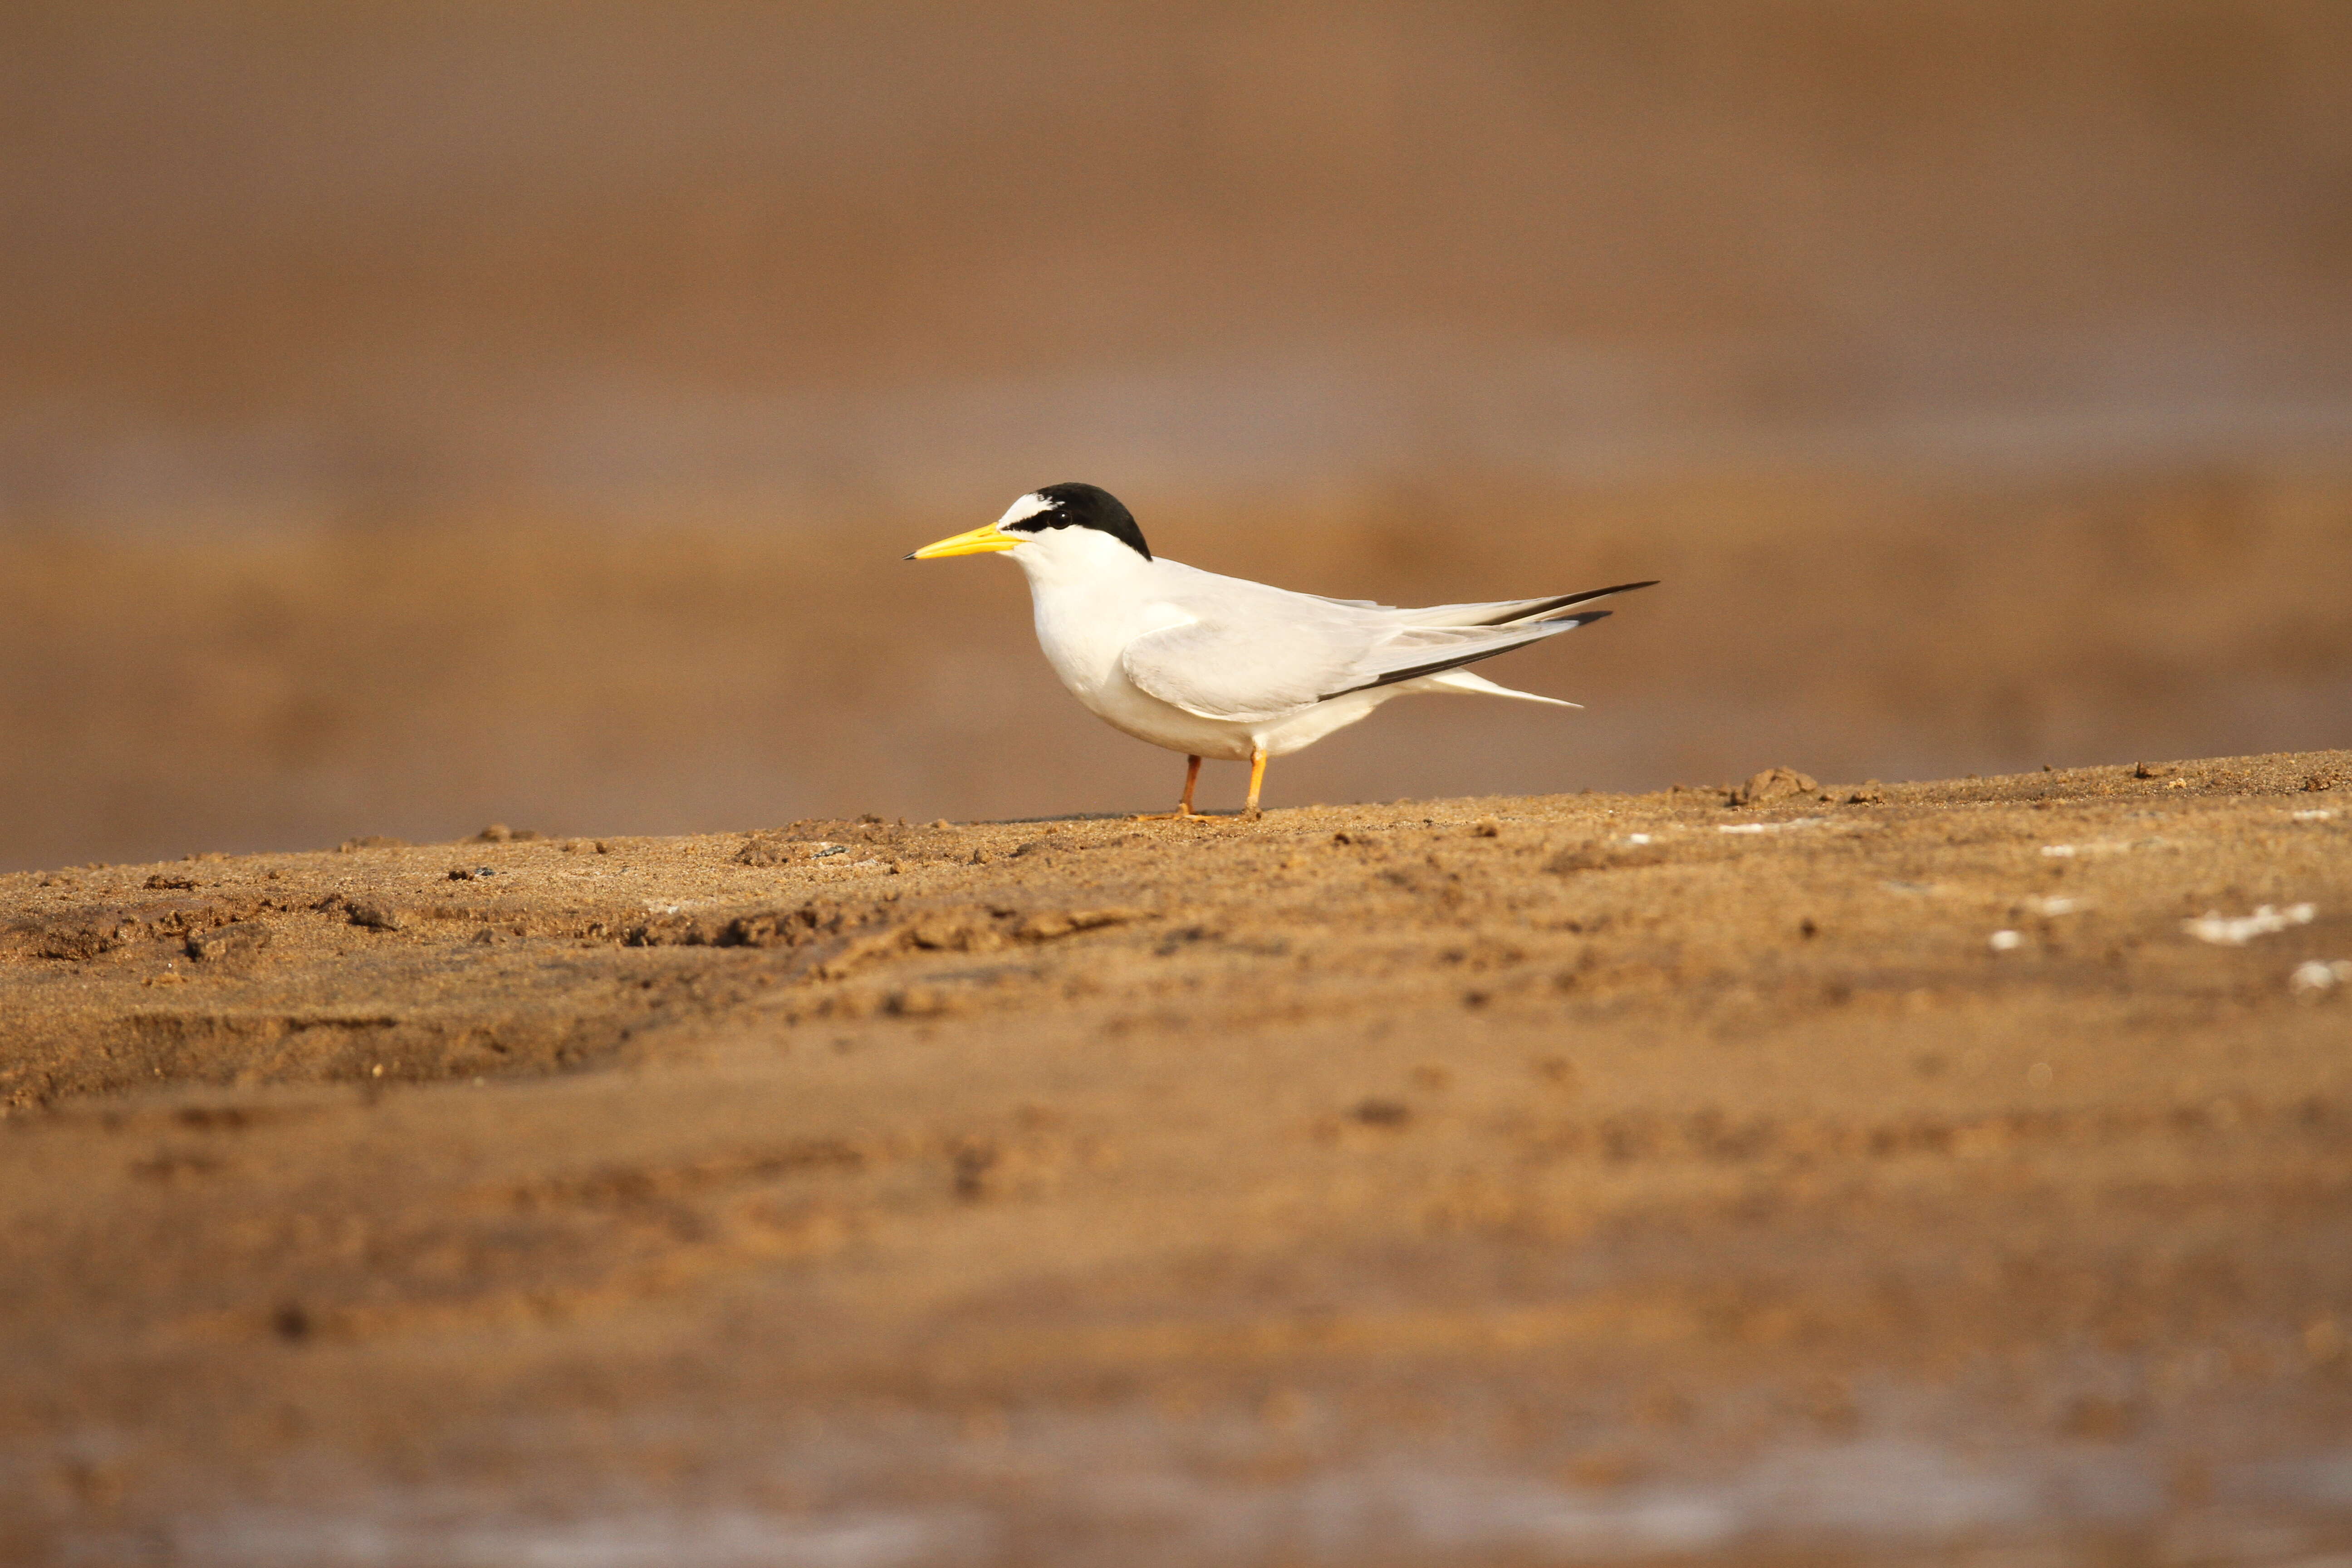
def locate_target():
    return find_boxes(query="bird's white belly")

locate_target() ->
[1031,594,1268,760]
[1030,596,1407,762]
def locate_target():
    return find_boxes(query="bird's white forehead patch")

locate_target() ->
[997,493,1059,528]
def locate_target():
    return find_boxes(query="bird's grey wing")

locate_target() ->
[1125,607,1609,718]
[1119,609,1365,722]
[1120,569,1655,717]
[1313,611,1617,698]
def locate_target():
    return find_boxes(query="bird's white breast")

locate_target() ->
[1008,534,1265,759]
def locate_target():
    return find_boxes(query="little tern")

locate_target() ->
[909,483,1654,818]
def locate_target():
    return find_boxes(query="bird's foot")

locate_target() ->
[1131,806,1197,822]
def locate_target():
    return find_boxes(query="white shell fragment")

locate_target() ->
[2290,959,2352,995]
[1988,929,2025,952]
[2183,903,2317,946]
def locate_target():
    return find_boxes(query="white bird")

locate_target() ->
[908,483,1654,818]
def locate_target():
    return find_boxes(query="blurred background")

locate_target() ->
[4,0,2349,870]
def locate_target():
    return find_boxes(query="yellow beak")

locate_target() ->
[906,521,1020,560]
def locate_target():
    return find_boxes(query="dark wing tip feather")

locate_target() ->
[1474,579,1660,626]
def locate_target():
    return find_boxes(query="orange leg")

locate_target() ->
[1134,755,1204,820]
[1244,748,1267,819]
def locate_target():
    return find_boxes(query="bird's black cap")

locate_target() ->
[1009,482,1152,561]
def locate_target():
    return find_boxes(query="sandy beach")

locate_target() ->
[4,750,2347,1563]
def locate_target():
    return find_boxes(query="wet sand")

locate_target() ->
[4,751,2349,1565]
